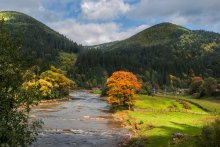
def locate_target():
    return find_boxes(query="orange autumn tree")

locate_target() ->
[107,71,142,110]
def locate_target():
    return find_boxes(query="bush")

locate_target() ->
[101,86,108,96]
[189,77,204,94]
[138,88,148,95]
[127,136,148,147]
[176,99,191,110]
[22,66,75,99]
[203,77,217,96]
[138,83,152,95]
[192,92,201,98]
[199,118,220,147]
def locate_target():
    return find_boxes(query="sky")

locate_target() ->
[0,0,220,45]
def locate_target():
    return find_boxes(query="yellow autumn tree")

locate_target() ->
[22,66,75,99]
[107,71,142,110]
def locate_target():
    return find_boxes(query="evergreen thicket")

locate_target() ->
[1,11,220,95]
[0,11,82,70]
[75,23,220,89]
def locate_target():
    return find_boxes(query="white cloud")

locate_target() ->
[1,0,220,45]
[49,20,148,45]
[168,15,188,25]
[129,0,220,27]
[81,0,130,20]
[0,0,147,45]
[0,0,63,22]
[0,0,41,10]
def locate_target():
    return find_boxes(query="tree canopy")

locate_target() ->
[107,71,142,110]
[0,19,41,146]
[22,66,75,99]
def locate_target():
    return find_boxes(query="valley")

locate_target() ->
[0,10,220,147]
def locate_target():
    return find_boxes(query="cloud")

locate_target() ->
[0,0,41,11]
[81,0,130,20]
[49,20,148,45]
[0,0,42,16]
[128,0,220,27]
[0,0,144,45]
[0,0,64,22]
[168,15,188,25]
[1,0,220,45]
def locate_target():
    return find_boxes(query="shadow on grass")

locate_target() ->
[109,105,129,113]
[126,122,201,147]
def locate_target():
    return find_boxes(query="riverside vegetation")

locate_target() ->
[104,71,220,147]
[0,18,75,146]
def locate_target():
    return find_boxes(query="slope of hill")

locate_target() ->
[86,41,119,49]
[0,11,81,70]
[75,23,220,88]
[108,22,190,50]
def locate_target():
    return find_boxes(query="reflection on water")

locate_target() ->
[30,91,129,147]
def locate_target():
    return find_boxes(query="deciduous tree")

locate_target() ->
[107,71,142,110]
[189,76,204,95]
[203,77,217,96]
[22,66,75,99]
[0,19,42,146]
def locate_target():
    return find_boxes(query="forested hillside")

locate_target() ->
[0,11,82,70]
[1,11,219,90]
[75,23,220,88]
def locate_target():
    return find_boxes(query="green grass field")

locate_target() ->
[134,95,206,113]
[179,96,220,114]
[90,90,102,94]
[157,94,220,114]
[115,95,219,147]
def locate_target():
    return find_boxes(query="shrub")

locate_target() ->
[192,92,201,98]
[189,77,204,94]
[203,77,217,96]
[139,120,144,125]
[138,83,152,95]
[176,99,191,110]
[199,118,220,147]
[101,86,108,96]
[22,66,75,99]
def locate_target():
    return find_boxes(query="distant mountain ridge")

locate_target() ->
[93,22,220,51]
[0,11,81,70]
[75,22,220,87]
[1,11,219,88]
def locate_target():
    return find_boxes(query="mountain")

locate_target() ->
[1,11,219,88]
[86,41,119,49]
[75,23,220,88]
[0,11,81,70]
[106,23,190,50]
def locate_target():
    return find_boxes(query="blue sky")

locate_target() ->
[1,0,220,45]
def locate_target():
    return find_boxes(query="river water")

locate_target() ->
[30,91,129,147]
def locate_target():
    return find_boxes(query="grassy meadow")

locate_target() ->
[90,89,102,95]
[115,95,219,147]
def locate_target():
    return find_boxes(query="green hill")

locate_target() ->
[109,22,190,50]
[1,11,219,88]
[75,23,220,88]
[0,11,81,70]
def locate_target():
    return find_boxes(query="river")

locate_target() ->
[30,91,129,147]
